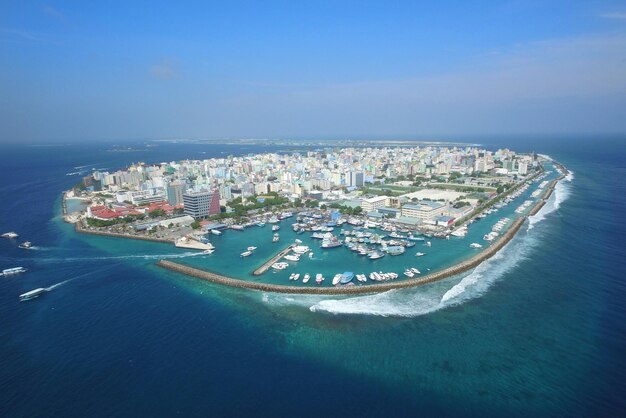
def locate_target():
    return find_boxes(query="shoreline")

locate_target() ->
[156,165,567,295]
[74,221,175,244]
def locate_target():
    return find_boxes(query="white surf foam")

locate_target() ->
[528,171,573,230]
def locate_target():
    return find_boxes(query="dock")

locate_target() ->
[252,244,296,276]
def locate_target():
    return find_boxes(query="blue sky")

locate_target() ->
[1,0,626,142]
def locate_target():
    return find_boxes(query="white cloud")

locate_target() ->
[600,12,626,20]
[150,59,180,80]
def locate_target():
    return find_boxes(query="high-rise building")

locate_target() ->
[183,189,220,219]
[349,171,364,187]
[166,182,185,205]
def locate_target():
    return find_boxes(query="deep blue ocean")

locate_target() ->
[1,137,625,417]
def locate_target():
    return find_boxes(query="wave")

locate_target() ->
[528,170,573,230]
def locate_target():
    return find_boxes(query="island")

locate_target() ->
[63,144,568,294]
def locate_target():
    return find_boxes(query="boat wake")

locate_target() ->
[45,279,74,291]
[1,251,205,264]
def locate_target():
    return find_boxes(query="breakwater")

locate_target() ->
[75,222,174,244]
[157,216,527,295]
[252,244,296,275]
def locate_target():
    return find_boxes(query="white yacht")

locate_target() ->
[470,243,483,249]
[1,232,18,239]
[415,252,425,257]
[303,273,310,283]
[19,288,46,301]
[240,251,252,257]
[247,246,257,251]
[332,274,342,286]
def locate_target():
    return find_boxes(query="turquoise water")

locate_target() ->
[1,139,624,417]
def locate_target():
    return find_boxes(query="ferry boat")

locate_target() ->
[1,267,27,276]
[315,273,324,284]
[385,246,405,256]
[240,251,252,257]
[321,236,343,248]
[19,288,46,302]
[18,241,33,249]
[303,273,310,284]
[340,272,354,284]
[1,232,19,239]
[210,229,222,236]
[272,225,280,231]
[272,233,280,242]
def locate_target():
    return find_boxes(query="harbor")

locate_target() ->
[252,244,296,275]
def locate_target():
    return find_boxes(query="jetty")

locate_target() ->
[252,244,296,276]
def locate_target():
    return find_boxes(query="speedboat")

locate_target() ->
[272,262,288,270]
[1,232,18,239]
[404,269,414,278]
[425,241,432,247]
[272,233,280,242]
[1,267,27,276]
[292,273,300,281]
[240,251,252,257]
[309,252,314,259]
[272,225,280,231]
[19,288,46,302]
[410,267,421,274]
[303,273,310,283]
[470,243,483,249]
[256,222,266,227]
[315,274,324,284]
[415,252,425,257]
[18,241,33,249]
[247,246,257,251]
[202,249,214,254]
[284,254,300,262]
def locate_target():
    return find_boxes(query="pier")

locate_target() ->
[252,244,296,276]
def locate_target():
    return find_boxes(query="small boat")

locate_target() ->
[303,273,310,283]
[284,254,300,262]
[289,273,296,280]
[272,262,288,270]
[425,241,432,247]
[202,249,214,255]
[340,272,354,284]
[415,252,425,257]
[272,225,280,231]
[470,243,483,249]
[332,274,342,286]
[404,269,414,278]
[368,251,385,260]
[411,267,421,274]
[230,225,244,231]
[315,274,324,284]
[256,222,266,227]
[19,288,47,302]
[247,246,257,251]
[292,273,300,281]
[240,251,252,257]
[294,239,302,244]
[1,232,19,239]
[272,233,280,242]
[308,252,314,259]
[18,241,33,249]
[268,216,279,224]
[210,229,222,236]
